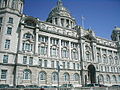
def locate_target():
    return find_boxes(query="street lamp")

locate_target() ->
[57,64,61,90]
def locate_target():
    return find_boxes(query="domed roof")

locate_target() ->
[47,0,74,20]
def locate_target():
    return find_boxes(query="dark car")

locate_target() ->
[26,85,39,88]
[86,83,99,87]
[112,85,120,87]
[60,84,73,88]
[16,85,25,88]
[99,84,107,87]
[40,86,51,88]
[0,84,9,88]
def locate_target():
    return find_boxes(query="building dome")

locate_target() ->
[48,3,73,19]
[46,0,76,29]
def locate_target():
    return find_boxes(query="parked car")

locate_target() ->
[112,85,120,87]
[26,85,39,88]
[0,84,9,88]
[40,86,51,88]
[99,84,107,87]
[60,84,73,88]
[16,85,25,88]
[86,83,99,87]
[8,86,15,88]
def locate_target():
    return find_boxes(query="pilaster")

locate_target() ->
[19,25,24,52]
[48,37,51,57]
[59,39,61,58]
[69,41,71,60]
[35,28,39,54]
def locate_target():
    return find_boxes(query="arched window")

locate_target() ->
[86,51,91,61]
[74,73,79,81]
[52,72,58,81]
[23,33,33,39]
[71,49,78,60]
[22,41,33,52]
[12,0,17,9]
[38,44,47,55]
[39,72,46,81]
[97,53,101,63]
[112,75,117,83]
[103,55,107,63]
[25,19,36,27]
[61,48,69,58]
[23,69,31,80]
[106,75,110,83]
[3,0,7,7]
[64,73,70,81]
[50,46,58,57]
[114,56,118,65]
[98,74,104,84]
[109,55,113,64]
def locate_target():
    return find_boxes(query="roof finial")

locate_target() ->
[57,0,63,6]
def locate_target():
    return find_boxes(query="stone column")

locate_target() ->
[52,17,55,25]
[58,17,61,26]
[35,28,39,54]
[100,48,103,63]
[82,41,85,61]
[48,37,51,57]
[106,50,109,64]
[78,44,81,61]
[69,20,71,29]
[59,39,61,58]
[92,43,97,62]
[19,25,24,52]
[69,41,71,60]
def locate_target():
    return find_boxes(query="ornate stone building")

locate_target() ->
[0,0,120,87]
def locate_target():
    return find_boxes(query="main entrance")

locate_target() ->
[88,64,96,83]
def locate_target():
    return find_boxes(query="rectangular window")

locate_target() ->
[7,27,12,35]
[38,46,47,55]
[51,61,54,68]
[1,70,7,80]
[8,17,13,24]
[23,56,27,64]
[67,62,70,69]
[56,61,59,68]
[0,17,3,23]
[77,63,79,70]
[3,55,8,63]
[39,59,42,67]
[0,27,1,33]
[73,63,75,69]
[63,62,65,69]
[5,39,10,49]
[44,60,47,67]
[38,35,48,42]
[23,43,32,52]
[29,57,33,65]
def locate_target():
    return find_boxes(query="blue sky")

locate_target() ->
[24,0,120,40]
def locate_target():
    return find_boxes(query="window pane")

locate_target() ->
[29,57,33,65]
[8,17,13,24]
[3,55,8,63]
[1,70,7,79]
[7,27,12,35]
[23,56,27,64]
[0,17,3,23]
[5,40,10,49]
[44,60,47,67]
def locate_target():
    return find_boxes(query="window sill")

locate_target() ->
[0,79,7,81]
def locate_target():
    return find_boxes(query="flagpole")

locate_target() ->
[81,16,85,29]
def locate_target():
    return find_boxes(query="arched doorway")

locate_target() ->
[88,64,96,83]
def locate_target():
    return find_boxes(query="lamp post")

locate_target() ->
[57,64,61,90]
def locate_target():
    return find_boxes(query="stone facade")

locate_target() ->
[0,0,120,87]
